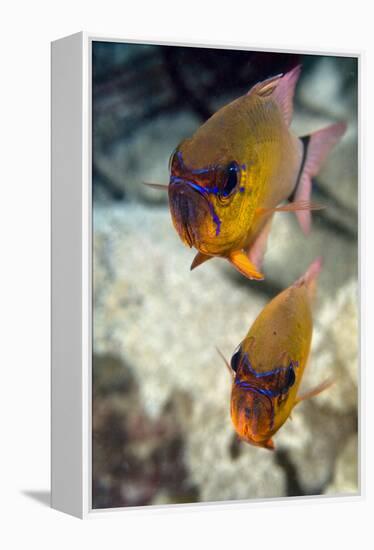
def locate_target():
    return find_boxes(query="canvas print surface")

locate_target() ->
[92,41,358,509]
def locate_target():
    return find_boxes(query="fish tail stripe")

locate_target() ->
[291,135,311,201]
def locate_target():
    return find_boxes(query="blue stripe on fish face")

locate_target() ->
[170,174,222,235]
[210,205,221,236]
[174,152,246,197]
[242,353,299,379]
[170,175,219,196]
[234,354,298,409]
[170,152,248,237]
[235,379,279,398]
[176,151,220,176]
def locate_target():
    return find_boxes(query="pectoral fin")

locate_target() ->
[294,378,334,407]
[262,438,275,451]
[256,201,324,215]
[190,251,213,271]
[216,347,235,379]
[228,250,264,280]
[142,182,169,190]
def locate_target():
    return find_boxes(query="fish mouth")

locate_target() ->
[233,380,275,437]
[168,179,212,247]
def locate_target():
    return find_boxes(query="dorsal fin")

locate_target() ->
[293,256,323,303]
[247,73,283,98]
[272,65,301,126]
[248,65,301,126]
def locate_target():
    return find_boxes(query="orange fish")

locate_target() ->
[220,257,333,450]
[148,66,346,280]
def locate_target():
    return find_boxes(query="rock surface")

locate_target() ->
[93,202,358,503]
[94,112,199,204]
[326,434,359,496]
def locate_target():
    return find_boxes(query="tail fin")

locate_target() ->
[294,256,323,303]
[294,122,347,234]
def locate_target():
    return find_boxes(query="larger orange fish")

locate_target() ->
[150,66,346,280]
[222,257,332,450]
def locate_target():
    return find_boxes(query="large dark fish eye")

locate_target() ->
[286,364,296,388]
[230,345,242,372]
[221,161,240,197]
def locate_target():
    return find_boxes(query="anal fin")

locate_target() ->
[247,217,273,272]
[228,250,264,280]
[262,438,275,451]
[190,251,212,271]
[216,347,235,379]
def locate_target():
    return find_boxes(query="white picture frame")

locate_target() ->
[51,32,361,519]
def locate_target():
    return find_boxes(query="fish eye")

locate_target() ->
[230,345,242,372]
[168,148,177,172]
[221,161,240,197]
[286,365,296,388]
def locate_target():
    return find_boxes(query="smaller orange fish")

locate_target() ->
[220,257,333,450]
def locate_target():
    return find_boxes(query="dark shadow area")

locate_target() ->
[92,354,199,509]
[274,450,305,497]
[92,42,302,200]
[229,434,243,460]
[22,490,50,507]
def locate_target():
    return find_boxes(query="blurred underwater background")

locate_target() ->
[92,42,358,509]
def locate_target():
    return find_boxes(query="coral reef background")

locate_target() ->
[92,43,358,509]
